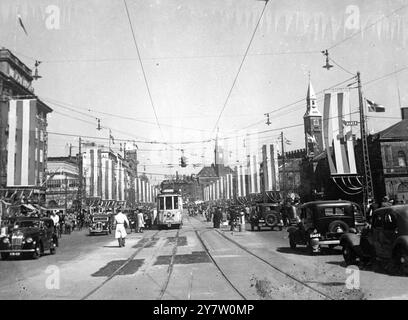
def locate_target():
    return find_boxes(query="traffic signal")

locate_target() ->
[180,156,187,167]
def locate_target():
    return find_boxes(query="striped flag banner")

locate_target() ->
[323,90,358,176]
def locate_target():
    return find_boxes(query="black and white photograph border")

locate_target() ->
[0,0,408,307]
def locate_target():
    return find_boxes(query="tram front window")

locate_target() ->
[165,196,173,210]
[174,196,179,209]
[159,197,164,210]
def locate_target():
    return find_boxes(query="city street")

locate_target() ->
[1,213,407,300]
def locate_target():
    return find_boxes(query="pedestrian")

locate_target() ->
[137,210,145,233]
[213,207,221,228]
[380,196,392,208]
[366,198,379,224]
[114,207,129,247]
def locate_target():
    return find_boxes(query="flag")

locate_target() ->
[110,134,115,144]
[307,133,317,144]
[366,98,385,112]
[17,14,28,36]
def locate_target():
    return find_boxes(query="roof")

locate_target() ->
[374,119,408,140]
[197,165,234,177]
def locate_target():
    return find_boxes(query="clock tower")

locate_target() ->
[303,79,323,157]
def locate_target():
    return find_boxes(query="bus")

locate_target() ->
[157,189,183,229]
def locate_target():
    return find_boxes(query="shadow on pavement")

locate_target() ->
[277,247,343,256]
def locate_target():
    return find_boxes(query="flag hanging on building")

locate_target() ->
[323,90,358,175]
[306,133,317,144]
[366,98,385,112]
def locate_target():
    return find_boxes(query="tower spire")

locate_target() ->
[304,75,321,117]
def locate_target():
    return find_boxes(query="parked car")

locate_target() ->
[89,214,112,235]
[0,216,57,260]
[287,200,357,254]
[250,203,284,231]
[340,205,408,275]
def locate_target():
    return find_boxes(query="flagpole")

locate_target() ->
[109,129,111,153]
[357,71,374,213]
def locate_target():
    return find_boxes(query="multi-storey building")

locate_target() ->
[0,48,52,205]
[45,156,80,209]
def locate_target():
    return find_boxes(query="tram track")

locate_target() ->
[81,230,162,300]
[189,215,335,300]
[157,228,180,300]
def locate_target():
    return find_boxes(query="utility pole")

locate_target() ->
[357,72,374,213]
[281,131,286,197]
[78,137,83,213]
[64,175,68,211]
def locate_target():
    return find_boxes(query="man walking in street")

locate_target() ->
[114,207,129,247]
[137,210,145,233]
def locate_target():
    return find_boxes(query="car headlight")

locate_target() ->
[2,237,9,243]
[25,237,33,243]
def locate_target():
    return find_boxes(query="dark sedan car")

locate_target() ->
[288,200,358,253]
[341,205,408,275]
[0,217,57,260]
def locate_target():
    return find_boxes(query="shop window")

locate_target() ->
[398,151,407,167]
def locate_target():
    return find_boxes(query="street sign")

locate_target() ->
[343,120,359,126]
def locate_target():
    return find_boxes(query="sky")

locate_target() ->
[1,0,408,182]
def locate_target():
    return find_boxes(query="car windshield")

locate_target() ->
[15,220,40,228]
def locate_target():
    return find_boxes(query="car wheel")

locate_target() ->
[328,220,349,234]
[342,243,357,265]
[1,252,9,260]
[265,213,278,227]
[395,247,408,276]
[50,241,56,255]
[251,223,254,231]
[32,244,41,259]
[289,235,297,249]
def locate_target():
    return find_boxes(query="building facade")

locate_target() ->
[0,48,52,205]
[46,157,80,209]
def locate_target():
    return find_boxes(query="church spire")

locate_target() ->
[304,75,321,117]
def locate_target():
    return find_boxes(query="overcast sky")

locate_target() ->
[1,0,408,180]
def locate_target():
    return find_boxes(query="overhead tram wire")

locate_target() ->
[239,76,356,131]
[42,97,215,134]
[39,50,321,64]
[123,0,164,140]
[212,0,271,133]
[327,3,408,51]
[47,66,400,147]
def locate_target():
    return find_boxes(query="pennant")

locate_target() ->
[366,98,385,112]
[17,14,28,36]
[110,134,115,144]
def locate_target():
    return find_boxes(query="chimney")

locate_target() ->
[401,107,408,120]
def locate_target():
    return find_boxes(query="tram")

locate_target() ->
[156,189,183,229]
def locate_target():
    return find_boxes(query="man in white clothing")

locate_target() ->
[114,208,129,247]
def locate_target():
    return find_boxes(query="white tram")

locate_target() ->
[156,189,183,229]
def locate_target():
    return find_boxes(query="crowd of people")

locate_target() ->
[186,197,303,231]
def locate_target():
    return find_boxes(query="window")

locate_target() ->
[313,119,319,126]
[324,207,345,216]
[383,213,397,231]
[159,197,164,210]
[165,196,173,210]
[398,151,407,167]
[173,196,179,209]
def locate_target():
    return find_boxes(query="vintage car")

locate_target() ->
[340,205,408,275]
[288,200,357,253]
[250,203,284,231]
[0,216,57,260]
[89,214,112,235]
